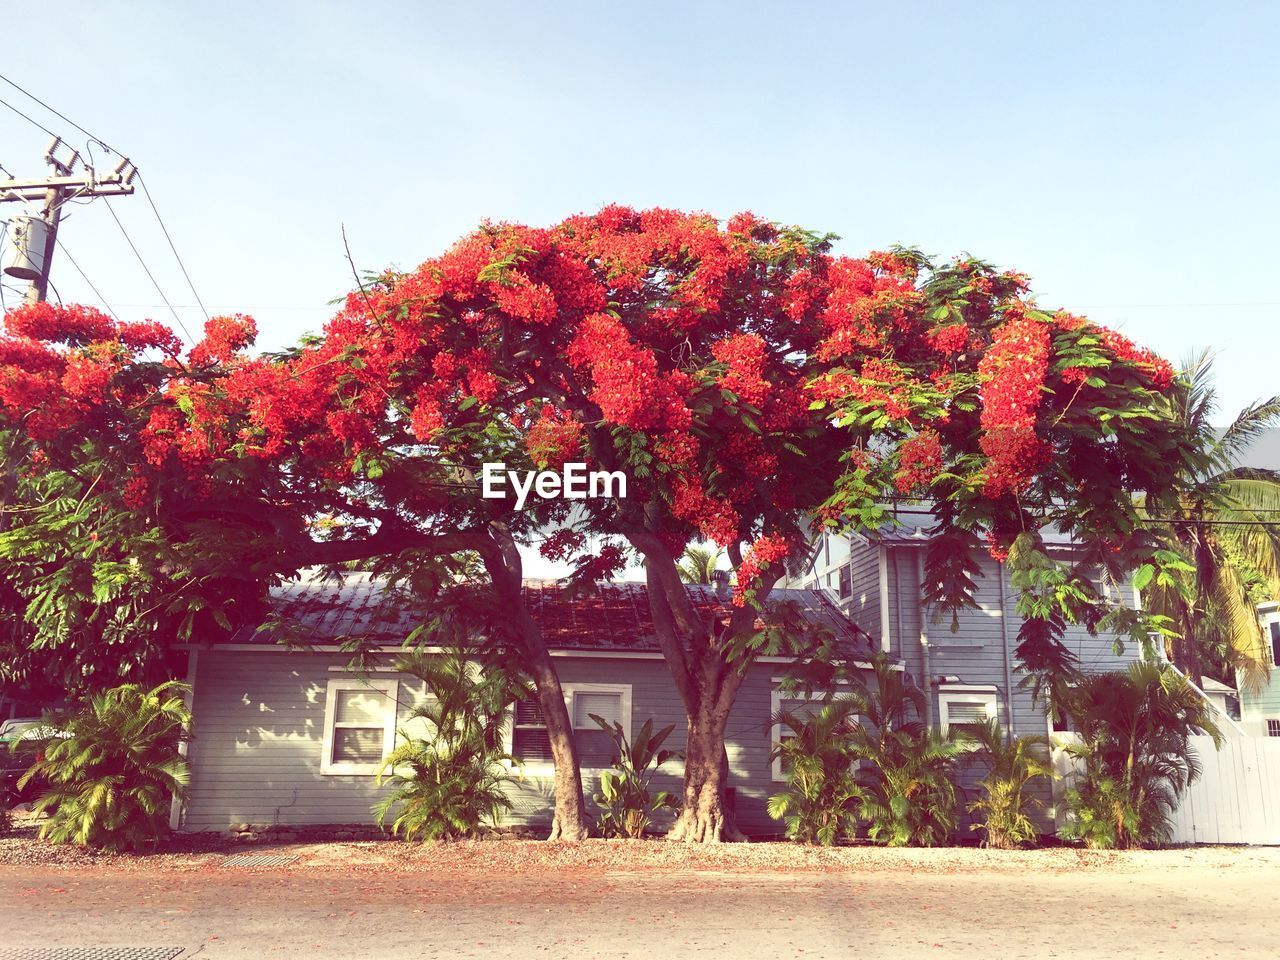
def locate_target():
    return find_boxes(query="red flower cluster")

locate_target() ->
[978,313,1051,498]
[525,406,584,469]
[189,315,257,366]
[733,533,791,606]
[1099,329,1175,390]
[894,429,944,494]
[5,302,114,344]
[711,333,770,406]
[540,528,587,563]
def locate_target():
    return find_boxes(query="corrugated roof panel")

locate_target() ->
[221,572,866,653]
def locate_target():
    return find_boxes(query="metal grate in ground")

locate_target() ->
[0,949,185,960]
[219,853,298,867]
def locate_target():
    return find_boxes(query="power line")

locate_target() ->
[0,93,59,140]
[0,73,112,152]
[54,236,120,322]
[136,174,209,324]
[0,73,209,328]
[102,198,195,344]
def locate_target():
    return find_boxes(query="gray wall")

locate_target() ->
[183,650,789,835]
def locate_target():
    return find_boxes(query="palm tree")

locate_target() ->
[846,654,966,846]
[965,719,1053,848]
[1142,352,1280,692]
[677,544,724,585]
[1059,661,1221,848]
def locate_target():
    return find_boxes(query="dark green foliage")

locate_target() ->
[964,719,1052,849]
[1058,661,1221,849]
[768,649,965,846]
[372,649,527,841]
[850,654,966,847]
[591,716,677,837]
[20,681,191,852]
[767,697,862,845]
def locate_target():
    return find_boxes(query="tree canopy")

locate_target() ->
[0,206,1200,839]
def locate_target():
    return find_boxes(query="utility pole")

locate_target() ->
[1,136,136,304]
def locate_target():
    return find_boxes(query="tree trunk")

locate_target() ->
[666,686,746,843]
[524,643,591,841]
[481,524,591,841]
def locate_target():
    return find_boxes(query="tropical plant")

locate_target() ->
[591,716,677,837]
[19,681,190,852]
[676,545,724,585]
[964,719,1052,849]
[767,696,862,845]
[848,654,966,846]
[1139,352,1280,691]
[372,649,527,841]
[1058,661,1222,849]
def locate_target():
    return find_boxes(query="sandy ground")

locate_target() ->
[0,842,1277,959]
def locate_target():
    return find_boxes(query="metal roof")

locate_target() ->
[225,571,863,653]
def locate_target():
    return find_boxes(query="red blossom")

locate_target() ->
[189,315,258,366]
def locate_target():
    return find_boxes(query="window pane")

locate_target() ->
[515,698,545,726]
[575,728,618,766]
[332,727,384,763]
[335,689,385,725]
[1269,621,1279,665]
[573,692,621,728]
[513,727,554,762]
[947,701,991,726]
[827,533,851,566]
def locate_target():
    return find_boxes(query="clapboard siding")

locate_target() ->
[183,650,787,834]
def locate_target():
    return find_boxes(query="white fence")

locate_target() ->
[1052,735,1280,845]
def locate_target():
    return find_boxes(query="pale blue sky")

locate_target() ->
[2,0,1277,429]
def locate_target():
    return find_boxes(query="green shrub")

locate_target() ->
[850,654,965,847]
[767,697,862,845]
[1058,662,1220,849]
[21,681,191,852]
[767,651,965,847]
[373,650,526,841]
[592,716,676,838]
[965,719,1052,849]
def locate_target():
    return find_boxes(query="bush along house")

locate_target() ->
[172,572,864,836]
[782,508,1163,827]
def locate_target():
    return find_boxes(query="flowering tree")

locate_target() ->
[0,207,1194,842]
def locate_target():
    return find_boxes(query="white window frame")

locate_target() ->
[504,682,632,773]
[770,681,859,782]
[937,687,999,738]
[1262,608,1280,666]
[320,679,399,776]
[1266,718,1280,739]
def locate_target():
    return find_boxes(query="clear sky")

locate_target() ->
[2,0,1277,427]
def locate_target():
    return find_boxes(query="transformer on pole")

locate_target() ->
[0,136,137,304]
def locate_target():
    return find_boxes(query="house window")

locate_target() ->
[770,685,858,782]
[509,684,631,769]
[320,679,399,775]
[838,566,853,599]
[937,688,998,737]
[1268,620,1280,667]
[1267,719,1280,738]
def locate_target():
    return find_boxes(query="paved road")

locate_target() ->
[1,863,1276,959]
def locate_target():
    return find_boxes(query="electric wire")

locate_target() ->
[0,73,210,330]
[54,236,120,322]
[0,93,60,140]
[136,173,210,323]
[103,197,195,344]
[0,74,114,151]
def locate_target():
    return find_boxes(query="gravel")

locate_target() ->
[3,825,1278,875]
